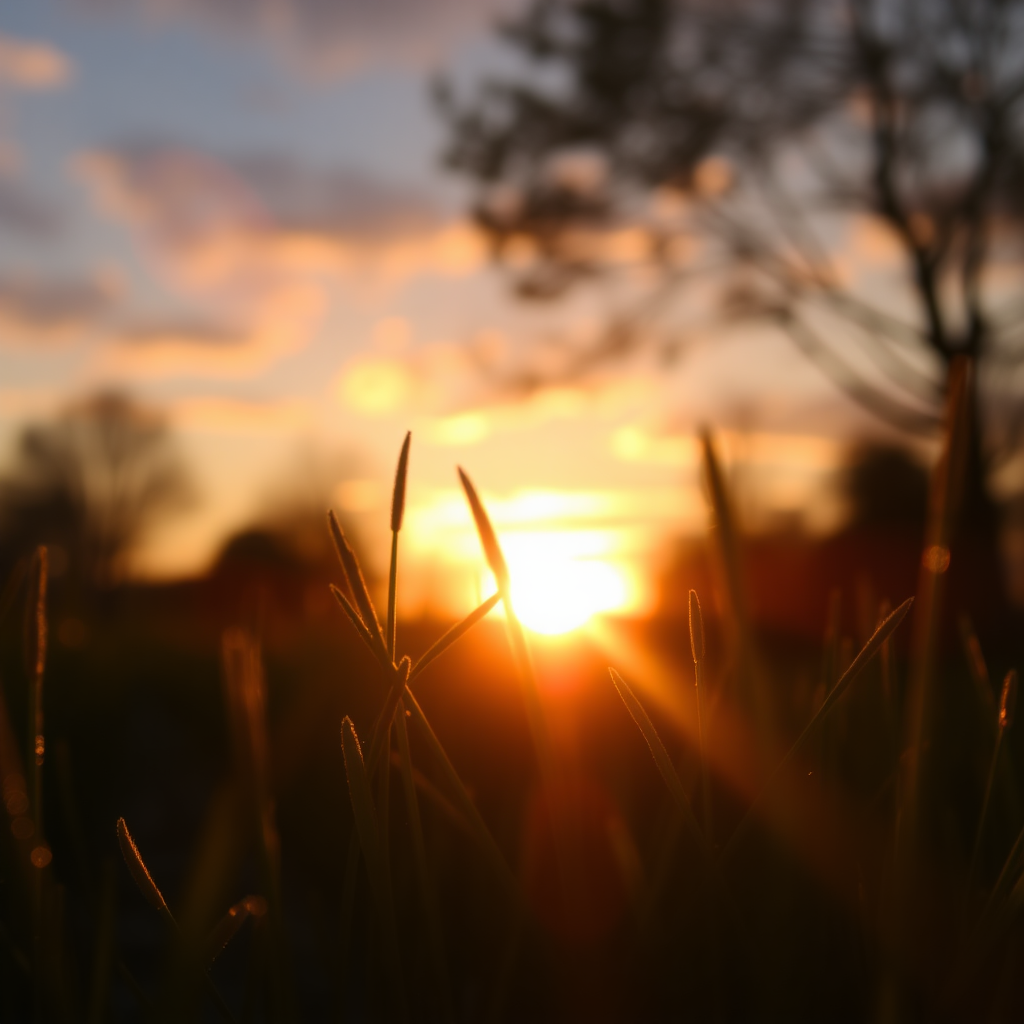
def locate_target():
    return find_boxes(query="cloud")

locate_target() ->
[0,178,62,237]
[80,145,440,245]
[0,274,115,342]
[78,144,481,286]
[0,34,73,89]
[168,394,313,434]
[98,282,326,378]
[76,0,510,73]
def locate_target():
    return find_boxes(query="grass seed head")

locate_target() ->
[116,817,168,914]
[457,467,510,590]
[1000,669,1018,730]
[688,589,705,664]
[391,431,412,533]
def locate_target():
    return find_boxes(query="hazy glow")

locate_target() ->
[481,532,633,634]
[401,487,685,620]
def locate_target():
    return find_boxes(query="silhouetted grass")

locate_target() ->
[0,378,1022,1021]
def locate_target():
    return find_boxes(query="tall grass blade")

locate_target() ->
[116,818,237,1024]
[387,432,412,660]
[952,816,1024,997]
[609,669,707,856]
[408,593,501,684]
[403,691,517,898]
[689,590,713,843]
[457,467,555,784]
[116,817,170,919]
[391,432,412,534]
[221,631,292,1022]
[968,671,1018,897]
[330,585,386,666]
[609,668,747,959]
[204,897,255,968]
[340,717,406,1017]
[26,547,47,1024]
[903,356,972,858]
[328,510,387,660]
[999,670,1017,730]
[367,657,411,780]
[700,430,772,749]
[722,596,914,861]
[396,702,453,1022]
[958,612,993,708]
[957,614,1021,825]
[378,721,393,887]
[456,468,509,590]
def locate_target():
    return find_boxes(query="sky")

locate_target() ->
[0,0,935,621]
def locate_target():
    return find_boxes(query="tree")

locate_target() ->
[439,0,1024,540]
[0,392,192,589]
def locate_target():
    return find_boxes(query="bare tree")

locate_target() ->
[439,0,1024,536]
[0,392,192,588]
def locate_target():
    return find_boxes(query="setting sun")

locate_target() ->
[480,533,632,634]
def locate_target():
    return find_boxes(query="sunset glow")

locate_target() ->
[480,533,634,634]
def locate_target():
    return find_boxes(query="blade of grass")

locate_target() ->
[395,702,453,1023]
[609,669,707,857]
[378,721,392,889]
[408,593,501,684]
[365,593,502,793]
[116,818,236,1024]
[457,468,555,783]
[950,814,1024,999]
[366,657,411,781]
[330,585,388,668]
[387,749,475,839]
[328,510,387,661]
[722,596,914,862]
[340,718,406,1019]
[26,547,47,1024]
[204,896,261,968]
[700,429,769,743]
[967,671,1018,897]
[958,614,1021,826]
[403,690,517,899]
[959,612,993,709]
[902,356,972,863]
[220,631,293,1022]
[689,590,713,844]
[609,667,748,965]
[387,432,411,661]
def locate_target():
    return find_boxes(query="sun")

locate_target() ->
[482,544,631,635]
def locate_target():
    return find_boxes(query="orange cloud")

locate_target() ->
[74,0,504,75]
[168,395,313,435]
[0,274,115,343]
[77,145,481,289]
[0,34,73,89]
[97,282,326,380]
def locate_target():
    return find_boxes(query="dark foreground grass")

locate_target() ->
[1,368,1023,1021]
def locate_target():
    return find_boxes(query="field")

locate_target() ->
[1,407,1022,1023]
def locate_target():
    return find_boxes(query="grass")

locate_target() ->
[0,359,1022,1020]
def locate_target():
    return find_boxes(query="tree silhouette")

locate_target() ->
[440,0,1024,536]
[0,392,192,589]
